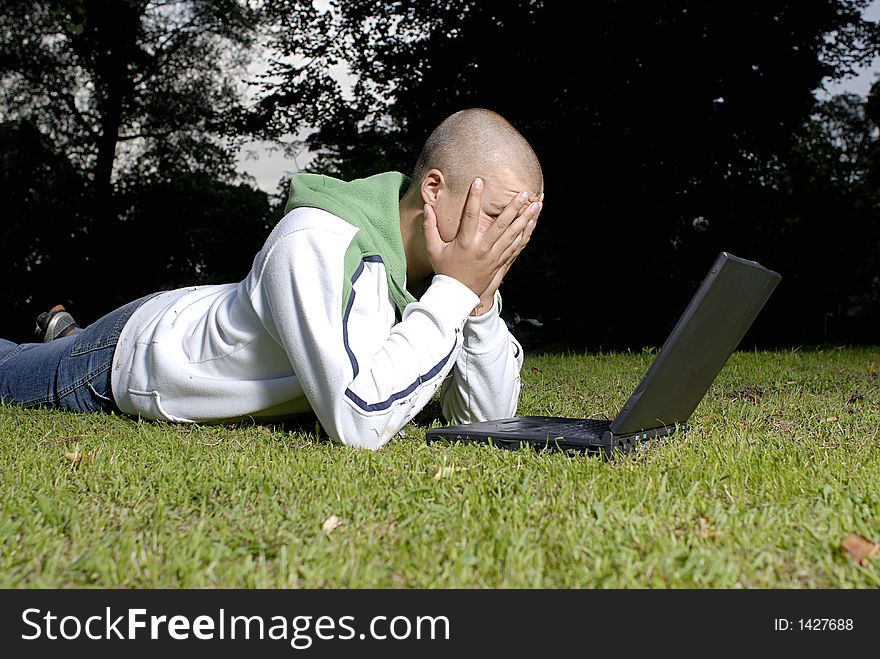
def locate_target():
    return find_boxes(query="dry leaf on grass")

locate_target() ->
[696,517,716,540]
[824,416,839,423]
[322,515,341,535]
[64,450,93,465]
[869,361,877,374]
[840,534,879,566]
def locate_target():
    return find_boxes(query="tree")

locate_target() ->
[756,86,880,343]
[0,0,256,190]
[255,0,880,347]
[0,0,270,336]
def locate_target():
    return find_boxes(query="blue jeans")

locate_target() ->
[0,293,159,413]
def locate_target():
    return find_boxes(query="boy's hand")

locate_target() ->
[471,191,543,315]
[422,178,542,305]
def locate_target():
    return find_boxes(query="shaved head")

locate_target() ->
[410,108,543,195]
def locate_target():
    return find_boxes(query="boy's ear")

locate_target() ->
[420,169,444,205]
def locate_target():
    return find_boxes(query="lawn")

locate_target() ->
[1,347,878,588]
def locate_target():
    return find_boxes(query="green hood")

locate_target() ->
[284,171,416,316]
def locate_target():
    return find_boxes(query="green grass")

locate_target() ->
[1,347,879,588]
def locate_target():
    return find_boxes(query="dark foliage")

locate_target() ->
[256,0,880,348]
[2,1,878,349]
[0,0,271,340]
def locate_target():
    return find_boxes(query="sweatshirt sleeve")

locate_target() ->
[254,222,478,450]
[439,292,525,424]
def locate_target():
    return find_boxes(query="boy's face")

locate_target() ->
[433,167,541,242]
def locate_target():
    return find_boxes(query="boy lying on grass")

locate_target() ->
[0,109,544,449]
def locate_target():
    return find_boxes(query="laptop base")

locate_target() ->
[425,416,684,458]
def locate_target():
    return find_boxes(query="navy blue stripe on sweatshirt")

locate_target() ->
[342,255,386,379]
[345,341,458,412]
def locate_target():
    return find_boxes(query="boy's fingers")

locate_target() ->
[490,190,529,238]
[523,217,537,242]
[499,231,526,264]
[497,200,541,264]
[497,201,540,254]
[525,204,542,237]
[459,178,484,240]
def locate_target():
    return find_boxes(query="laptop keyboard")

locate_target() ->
[515,417,611,436]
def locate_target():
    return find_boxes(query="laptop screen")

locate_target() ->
[610,252,781,435]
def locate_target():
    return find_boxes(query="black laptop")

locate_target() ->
[426,252,781,457]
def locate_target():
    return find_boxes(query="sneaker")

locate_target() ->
[35,305,80,342]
